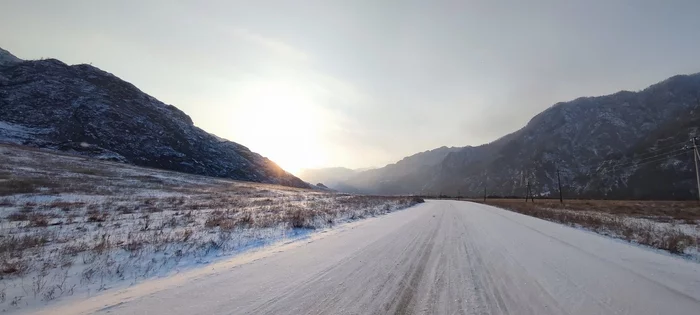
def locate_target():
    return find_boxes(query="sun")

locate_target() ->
[228,80,327,175]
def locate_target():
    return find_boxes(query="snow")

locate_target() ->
[0,144,420,313]
[1,194,110,204]
[30,201,700,315]
[0,121,53,145]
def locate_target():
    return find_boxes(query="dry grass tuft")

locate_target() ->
[29,214,50,227]
[475,199,699,256]
[0,178,57,196]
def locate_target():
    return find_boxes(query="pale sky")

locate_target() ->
[2,0,700,174]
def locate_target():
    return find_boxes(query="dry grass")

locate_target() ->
[473,199,699,256]
[0,144,422,309]
[472,199,700,221]
[0,178,57,196]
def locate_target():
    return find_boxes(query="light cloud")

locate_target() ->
[2,0,700,171]
[231,28,309,62]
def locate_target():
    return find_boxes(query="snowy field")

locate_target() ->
[0,144,421,312]
[477,199,700,260]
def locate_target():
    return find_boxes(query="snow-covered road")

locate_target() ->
[36,200,700,315]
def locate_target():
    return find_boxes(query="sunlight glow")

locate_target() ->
[230,80,328,175]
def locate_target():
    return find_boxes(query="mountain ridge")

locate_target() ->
[331,72,700,199]
[0,48,309,188]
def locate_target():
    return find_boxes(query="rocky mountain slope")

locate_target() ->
[337,73,700,199]
[0,47,21,66]
[340,146,462,194]
[0,47,308,188]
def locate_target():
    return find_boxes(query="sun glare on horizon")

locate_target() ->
[230,80,328,175]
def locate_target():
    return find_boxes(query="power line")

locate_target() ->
[598,150,690,173]
[594,146,690,171]
[604,151,689,172]
[605,147,689,169]
[644,139,688,151]
[629,141,688,159]
[589,140,688,172]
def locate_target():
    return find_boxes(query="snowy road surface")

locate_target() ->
[38,200,700,315]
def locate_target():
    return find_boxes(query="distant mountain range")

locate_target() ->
[316,73,700,199]
[0,47,308,188]
[298,167,357,187]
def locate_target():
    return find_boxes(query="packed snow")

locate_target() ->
[0,144,421,312]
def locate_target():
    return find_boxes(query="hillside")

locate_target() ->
[337,73,700,199]
[341,146,462,194]
[0,47,308,188]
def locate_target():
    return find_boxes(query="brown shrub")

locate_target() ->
[0,178,57,196]
[123,240,144,252]
[29,214,50,227]
[181,229,193,242]
[6,211,29,221]
[65,166,111,176]
[661,230,695,254]
[204,213,237,231]
[61,243,89,256]
[477,199,700,221]
[0,198,14,207]
[283,207,314,229]
[479,199,698,256]
[0,234,49,253]
[47,201,85,213]
[86,209,108,222]
[117,205,133,214]
[250,198,274,206]
[0,260,28,276]
[412,197,425,204]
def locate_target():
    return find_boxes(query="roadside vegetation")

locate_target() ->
[0,144,421,311]
[472,198,699,258]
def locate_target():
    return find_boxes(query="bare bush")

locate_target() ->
[479,199,699,257]
[0,178,56,196]
[0,234,50,253]
[29,214,50,227]
[661,230,695,254]
[86,209,108,222]
[1,260,29,276]
[6,211,29,221]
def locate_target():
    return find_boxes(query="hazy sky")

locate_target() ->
[2,0,700,174]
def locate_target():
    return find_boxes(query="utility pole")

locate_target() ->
[693,137,700,201]
[531,171,536,203]
[525,179,530,202]
[483,170,488,202]
[557,167,563,204]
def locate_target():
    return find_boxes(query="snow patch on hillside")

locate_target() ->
[0,121,53,145]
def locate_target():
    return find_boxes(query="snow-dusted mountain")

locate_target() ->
[338,73,700,199]
[341,146,463,194]
[0,47,308,188]
[0,47,21,66]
